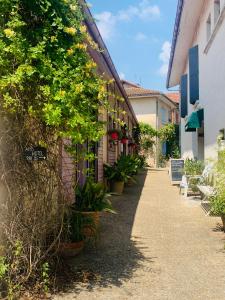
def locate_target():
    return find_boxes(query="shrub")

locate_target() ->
[184,158,205,175]
[210,149,225,216]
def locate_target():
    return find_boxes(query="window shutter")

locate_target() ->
[189,45,199,104]
[180,74,188,118]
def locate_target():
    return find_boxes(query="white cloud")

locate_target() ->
[158,41,171,77]
[95,1,161,40]
[118,1,160,21]
[95,11,117,40]
[135,32,148,41]
[119,72,125,79]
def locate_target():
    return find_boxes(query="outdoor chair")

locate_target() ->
[179,163,214,197]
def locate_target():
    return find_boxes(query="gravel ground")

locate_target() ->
[54,169,225,300]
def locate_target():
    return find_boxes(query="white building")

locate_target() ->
[167,0,225,161]
[122,80,179,166]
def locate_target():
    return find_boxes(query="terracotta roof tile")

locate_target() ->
[124,87,160,97]
[165,92,180,104]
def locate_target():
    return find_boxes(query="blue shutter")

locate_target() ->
[180,74,188,118]
[189,45,199,104]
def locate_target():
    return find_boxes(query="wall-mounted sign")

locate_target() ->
[170,159,184,184]
[24,146,47,161]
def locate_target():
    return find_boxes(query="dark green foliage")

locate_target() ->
[104,154,146,183]
[64,211,84,243]
[74,178,114,213]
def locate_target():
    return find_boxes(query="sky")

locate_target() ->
[89,0,178,92]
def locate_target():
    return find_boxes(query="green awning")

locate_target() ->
[185,109,204,132]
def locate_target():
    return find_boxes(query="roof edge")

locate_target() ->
[166,0,184,88]
[80,1,138,124]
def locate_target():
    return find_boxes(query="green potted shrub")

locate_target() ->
[209,149,225,231]
[73,178,115,236]
[104,156,133,194]
[210,193,225,231]
[184,158,205,193]
[59,211,84,257]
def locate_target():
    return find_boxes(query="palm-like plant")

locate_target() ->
[74,178,115,213]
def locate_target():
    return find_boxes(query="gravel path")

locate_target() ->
[54,169,225,300]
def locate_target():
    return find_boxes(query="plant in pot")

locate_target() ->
[118,155,139,185]
[209,149,225,231]
[209,192,225,231]
[184,158,205,193]
[58,211,84,257]
[121,136,129,144]
[104,160,131,195]
[108,129,122,141]
[73,178,115,236]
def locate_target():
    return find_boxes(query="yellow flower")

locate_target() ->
[80,25,87,34]
[64,27,76,35]
[59,90,66,97]
[4,28,15,38]
[86,61,97,69]
[75,43,87,50]
[67,48,74,56]
[70,4,77,11]
[51,36,57,42]
[74,83,84,94]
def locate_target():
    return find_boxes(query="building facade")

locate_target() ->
[61,3,138,201]
[167,0,225,161]
[122,80,179,166]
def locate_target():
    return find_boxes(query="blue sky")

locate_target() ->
[89,0,178,92]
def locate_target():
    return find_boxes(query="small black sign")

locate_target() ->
[170,159,184,182]
[24,147,47,161]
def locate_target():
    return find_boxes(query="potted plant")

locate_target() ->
[184,158,205,193]
[73,178,115,236]
[108,129,122,141]
[104,156,134,194]
[121,137,129,144]
[104,163,125,194]
[210,193,225,231]
[209,149,225,231]
[58,211,84,257]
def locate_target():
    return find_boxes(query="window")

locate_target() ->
[161,107,167,124]
[214,0,221,24]
[206,14,211,41]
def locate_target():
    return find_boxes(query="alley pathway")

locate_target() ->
[55,169,225,300]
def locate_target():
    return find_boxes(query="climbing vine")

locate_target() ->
[0,0,123,297]
[0,0,117,144]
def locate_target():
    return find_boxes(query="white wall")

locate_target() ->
[180,0,225,161]
[130,97,157,128]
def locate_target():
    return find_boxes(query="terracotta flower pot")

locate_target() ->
[58,241,84,257]
[110,181,124,195]
[121,138,128,144]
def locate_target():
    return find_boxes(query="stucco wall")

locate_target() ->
[180,0,225,161]
[130,97,157,128]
